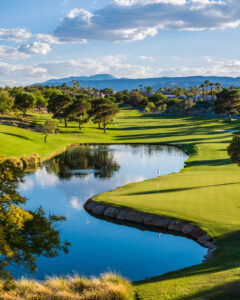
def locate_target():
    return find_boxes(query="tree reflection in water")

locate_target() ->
[45,145,120,180]
[0,159,70,286]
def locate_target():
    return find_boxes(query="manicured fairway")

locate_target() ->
[1,109,240,299]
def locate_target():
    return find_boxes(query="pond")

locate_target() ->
[14,144,207,281]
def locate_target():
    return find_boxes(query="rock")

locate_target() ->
[116,210,128,220]
[132,212,145,223]
[181,224,196,235]
[191,229,205,239]
[104,206,120,218]
[198,233,212,244]
[85,200,98,211]
[153,217,171,229]
[168,221,183,232]
[92,205,106,215]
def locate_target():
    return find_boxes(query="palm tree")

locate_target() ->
[200,84,205,101]
[204,80,210,101]
[216,83,222,92]
[209,82,215,102]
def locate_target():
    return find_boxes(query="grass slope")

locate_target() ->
[1,109,240,299]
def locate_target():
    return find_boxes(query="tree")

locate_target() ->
[0,159,69,284]
[214,88,240,121]
[47,93,72,127]
[158,103,167,113]
[129,91,146,107]
[67,95,91,130]
[148,93,167,106]
[90,97,119,133]
[145,102,156,113]
[35,94,47,112]
[42,119,58,143]
[14,92,36,116]
[209,83,215,102]
[0,90,14,114]
[228,136,240,165]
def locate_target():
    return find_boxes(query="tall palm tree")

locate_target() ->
[209,82,215,102]
[200,84,205,101]
[204,80,210,101]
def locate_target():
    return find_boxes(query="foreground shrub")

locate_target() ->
[0,273,134,300]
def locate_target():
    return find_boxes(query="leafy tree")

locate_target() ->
[215,88,240,121]
[0,90,14,114]
[67,95,91,130]
[90,97,119,133]
[0,159,69,285]
[42,119,58,143]
[35,94,47,112]
[228,136,240,165]
[158,103,167,113]
[48,93,72,127]
[14,92,36,116]
[129,91,146,107]
[145,102,156,113]
[148,93,167,106]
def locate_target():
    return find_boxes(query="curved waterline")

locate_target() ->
[15,144,208,281]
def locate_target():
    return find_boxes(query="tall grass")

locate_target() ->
[0,273,134,300]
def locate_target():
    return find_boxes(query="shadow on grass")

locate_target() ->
[0,132,30,140]
[127,181,240,196]
[177,280,240,300]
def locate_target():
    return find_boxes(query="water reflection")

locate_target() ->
[45,145,120,180]
[14,144,207,281]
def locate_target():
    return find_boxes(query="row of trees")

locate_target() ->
[47,92,119,133]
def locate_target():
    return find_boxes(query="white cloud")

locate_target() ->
[36,33,87,44]
[35,168,59,187]
[53,0,238,42]
[19,179,34,192]
[139,55,155,61]
[0,28,32,42]
[0,45,28,59]
[2,56,240,87]
[70,196,83,211]
[0,42,51,59]
[19,42,51,55]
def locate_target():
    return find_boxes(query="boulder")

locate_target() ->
[104,206,120,218]
[85,200,98,211]
[153,217,172,229]
[92,205,106,215]
[181,224,196,235]
[168,221,183,232]
[191,229,205,239]
[116,210,128,220]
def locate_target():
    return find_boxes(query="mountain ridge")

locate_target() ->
[33,74,240,91]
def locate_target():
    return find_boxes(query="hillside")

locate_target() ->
[34,74,240,91]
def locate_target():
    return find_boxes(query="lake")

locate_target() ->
[14,144,207,281]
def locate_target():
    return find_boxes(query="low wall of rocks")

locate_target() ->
[84,199,217,261]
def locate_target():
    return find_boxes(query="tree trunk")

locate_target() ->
[228,114,232,122]
[98,122,101,129]
[104,123,106,134]
[44,134,48,143]
[79,120,81,130]
[64,118,68,127]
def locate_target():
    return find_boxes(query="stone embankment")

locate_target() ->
[84,199,217,261]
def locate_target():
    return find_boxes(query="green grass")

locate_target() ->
[1,108,240,299]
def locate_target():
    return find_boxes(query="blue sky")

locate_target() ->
[0,0,240,86]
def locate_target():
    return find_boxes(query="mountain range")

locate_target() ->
[34,74,240,91]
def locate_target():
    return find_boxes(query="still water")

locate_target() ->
[14,144,206,281]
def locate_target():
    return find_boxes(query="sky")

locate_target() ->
[0,0,240,86]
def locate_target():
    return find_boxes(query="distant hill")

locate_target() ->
[33,74,240,91]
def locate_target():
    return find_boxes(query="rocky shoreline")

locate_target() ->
[84,199,217,261]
